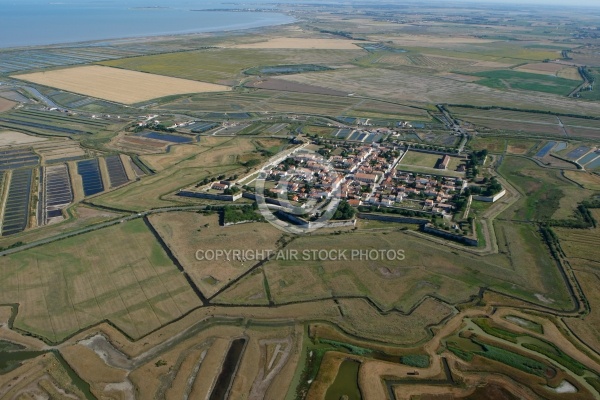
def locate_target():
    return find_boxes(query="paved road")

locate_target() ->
[437,104,469,154]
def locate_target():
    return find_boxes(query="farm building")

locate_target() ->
[437,155,451,170]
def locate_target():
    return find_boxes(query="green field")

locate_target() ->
[471,70,581,95]
[498,156,589,221]
[101,48,363,84]
[397,150,465,177]
[0,219,201,343]
[401,43,558,64]
[469,136,506,153]
[398,150,444,168]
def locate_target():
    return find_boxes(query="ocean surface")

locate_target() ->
[0,1,295,48]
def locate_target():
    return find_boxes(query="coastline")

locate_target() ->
[0,10,296,51]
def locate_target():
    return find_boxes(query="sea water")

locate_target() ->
[0,0,294,48]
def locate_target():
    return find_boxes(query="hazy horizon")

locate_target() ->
[0,0,599,5]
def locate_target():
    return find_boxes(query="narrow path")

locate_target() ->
[568,67,589,98]
[557,116,569,137]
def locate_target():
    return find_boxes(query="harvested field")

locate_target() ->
[0,98,16,112]
[556,211,600,352]
[563,171,600,190]
[0,131,47,147]
[230,38,363,50]
[148,213,284,298]
[556,67,583,80]
[554,212,600,261]
[0,218,202,342]
[514,62,569,75]
[13,66,230,105]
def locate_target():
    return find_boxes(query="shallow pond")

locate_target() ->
[325,359,361,400]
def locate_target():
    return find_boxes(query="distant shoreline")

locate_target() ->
[0,7,295,50]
